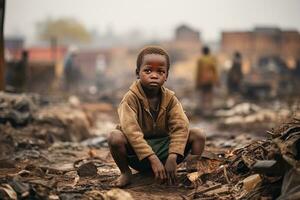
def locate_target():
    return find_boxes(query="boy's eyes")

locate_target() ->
[144,69,166,74]
[158,70,166,74]
[143,67,166,74]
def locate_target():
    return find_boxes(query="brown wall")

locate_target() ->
[221,29,300,70]
[222,32,253,57]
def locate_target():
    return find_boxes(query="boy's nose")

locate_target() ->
[150,73,158,78]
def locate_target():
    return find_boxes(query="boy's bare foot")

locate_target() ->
[186,155,200,172]
[186,154,201,161]
[111,172,132,188]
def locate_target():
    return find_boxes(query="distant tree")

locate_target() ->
[36,17,91,44]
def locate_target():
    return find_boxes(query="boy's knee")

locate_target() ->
[189,128,206,143]
[108,130,127,147]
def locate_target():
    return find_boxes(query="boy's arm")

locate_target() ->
[118,100,155,161]
[167,96,189,157]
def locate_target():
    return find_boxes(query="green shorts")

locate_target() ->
[126,136,190,172]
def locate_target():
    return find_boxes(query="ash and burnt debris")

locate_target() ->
[0,92,39,127]
[0,92,118,199]
[0,92,92,152]
[186,117,300,199]
[0,92,300,200]
[213,101,298,134]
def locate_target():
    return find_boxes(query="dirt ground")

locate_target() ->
[0,92,299,200]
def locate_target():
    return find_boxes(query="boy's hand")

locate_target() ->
[165,153,178,185]
[148,155,167,182]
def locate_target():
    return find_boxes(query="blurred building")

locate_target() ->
[220,27,300,73]
[67,49,110,85]
[4,36,68,93]
[220,27,300,98]
[164,24,202,62]
[27,46,68,92]
[175,25,201,42]
[73,50,108,76]
[28,46,67,63]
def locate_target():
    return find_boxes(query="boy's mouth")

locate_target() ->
[149,82,159,86]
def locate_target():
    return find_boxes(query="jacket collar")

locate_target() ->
[129,80,174,111]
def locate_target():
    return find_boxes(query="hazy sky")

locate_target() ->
[5,0,300,43]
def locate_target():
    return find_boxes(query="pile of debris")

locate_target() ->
[0,140,120,200]
[214,102,296,133]
[0,114,299,199]
[1,92,299,199]
[0,92,39,127]
[187,117,300,199]
[0,92,92,159]
[0,92,123,199]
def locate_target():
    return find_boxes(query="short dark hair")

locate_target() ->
[136,46,170,76]
[202,46,210,55]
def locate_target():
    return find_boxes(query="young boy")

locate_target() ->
[108,46,206,187]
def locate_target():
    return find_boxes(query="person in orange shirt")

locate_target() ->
[195,46,219,115]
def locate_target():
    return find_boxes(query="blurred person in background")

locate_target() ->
[5,50,28,93]
[64,52,81,92]
[195,46,219,116]
[227,51,243,95]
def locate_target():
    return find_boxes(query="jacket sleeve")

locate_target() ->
[167,96,189,157]
[118,97,154,161]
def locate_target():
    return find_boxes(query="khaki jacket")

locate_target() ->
[117,80,189,160]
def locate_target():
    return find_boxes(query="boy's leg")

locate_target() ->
[184,128,206,172]
[188,128,206,155]
[107,129,132,187]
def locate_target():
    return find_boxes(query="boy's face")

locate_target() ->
[139,54,168,90]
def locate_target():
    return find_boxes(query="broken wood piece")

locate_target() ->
[104,188,134,200]
[222,165,230,184]
[188,183,222,197]
[204,185,230,196]
[187,172,200,182]
[0,184,17,200]
[242,174,262,192]
[48,194,60,200]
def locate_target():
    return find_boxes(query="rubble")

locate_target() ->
[34,105,91,142]
[0,92,38,127]
[0,91,299,199]
[0,93,93,162]
[215,102,260,117]
[277,168,300,200]
[0,184,17,200]
[187,116,300,199]
[215,101,298,133]
[241,174,262,192]
[76,162,98,177]
[104,189,134,200]
[81,136,108,148]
